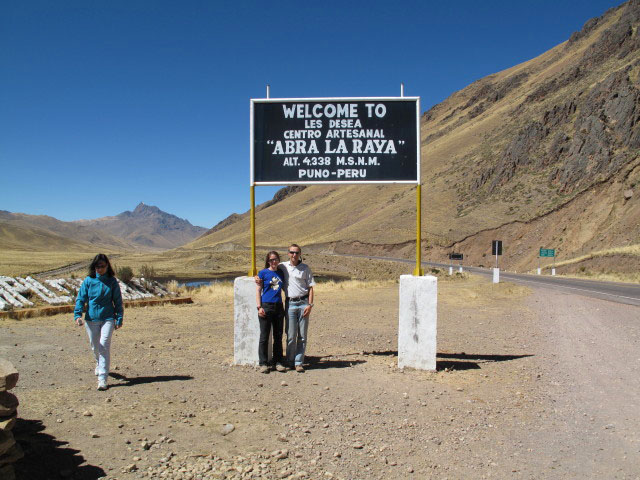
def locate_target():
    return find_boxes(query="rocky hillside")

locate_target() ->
[75,203,207,250]
[189,1,640,272]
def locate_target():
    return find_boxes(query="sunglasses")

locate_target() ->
[288,251,300,255]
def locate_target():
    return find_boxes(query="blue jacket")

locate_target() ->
[74,274,124,326]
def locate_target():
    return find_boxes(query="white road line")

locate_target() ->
[497,276,640,302]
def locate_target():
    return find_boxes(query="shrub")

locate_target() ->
[140,264,156,280]
[116,266,134,283]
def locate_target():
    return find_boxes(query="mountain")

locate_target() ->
[188,1,640,272]
[0,210,135,251]
[74,202,207,250]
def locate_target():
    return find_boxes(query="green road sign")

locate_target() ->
[539,248,555,257]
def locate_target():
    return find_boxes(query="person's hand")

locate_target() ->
[303,305,312,317]
[257,307,266,318]
[254,276,263,286]
[75,317,83,326]
[115,323,123,330]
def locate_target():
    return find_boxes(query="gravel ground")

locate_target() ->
[1,275,639,479]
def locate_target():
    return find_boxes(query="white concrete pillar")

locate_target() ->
[492,268,500,283]
[448,266,453,275]
[537,267,541,275]
[233,276,271,366]
[398,275,437,371]
[458,266,463,273]
[551,268,556,276]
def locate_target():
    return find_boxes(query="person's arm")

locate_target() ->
[73,279,88,325]
[256,279,265,317]
[112,279,124,329]
[303,286,314,317]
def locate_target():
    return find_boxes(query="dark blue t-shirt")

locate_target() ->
[259,268,284,304]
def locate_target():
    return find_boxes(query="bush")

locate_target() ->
[139,264,156,280]
[116,266,134,283]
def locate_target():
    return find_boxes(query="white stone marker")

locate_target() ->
[233,276,271,366]
[493,268,500,284]
[398,275,437,371]
[448,266,453,275]
[551,268,556,276]
[537,267,541,275]
[458,266,463,273]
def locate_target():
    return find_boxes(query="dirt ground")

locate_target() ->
[1,275,639,480]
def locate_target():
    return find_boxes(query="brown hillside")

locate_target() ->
[191,1,640,272]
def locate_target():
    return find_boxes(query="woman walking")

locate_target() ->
[74,254,124,390]
[256,251,286,373]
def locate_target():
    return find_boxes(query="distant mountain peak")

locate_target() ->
[132,202,161,216]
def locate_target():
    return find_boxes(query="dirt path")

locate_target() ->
[1,276,639,479]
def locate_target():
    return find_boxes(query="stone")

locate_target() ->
[0,360,19,390]
[352,442,364,449]
[90,432,99,438]
[234,277,272,365]
[82,411,92,417]
[0,413,17,431]
[398,275,437,371]
[624,189,633,199]
[0,444,22,466]
[221,424,235,436]
[0,393,18,417]
[0,431,16,457]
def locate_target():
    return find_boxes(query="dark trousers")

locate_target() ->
[258,302,284,366]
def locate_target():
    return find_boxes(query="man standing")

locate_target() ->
[257,244,315,372]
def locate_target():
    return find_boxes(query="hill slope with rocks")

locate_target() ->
[190,1,640,272]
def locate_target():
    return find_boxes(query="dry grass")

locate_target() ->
[0,250,97,277]
[553,244,640,267]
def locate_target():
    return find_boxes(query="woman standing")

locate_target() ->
[256,251,286,373]
[74,254,124,390]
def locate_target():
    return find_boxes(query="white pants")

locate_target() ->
[84,320,114,382]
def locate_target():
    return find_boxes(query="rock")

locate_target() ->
[0,465,15,480]
[407,465,414,473]
[352,442,364,449]
[0,413,16,431]
[281,381,288,387]
[82,411,92,417]
[0,442,22,465]
[0,431,16,456]
[221,424,235,436]
[123,463,138,473]
[90,432,99,438]
[0,360,18,392]
[0,393,18,417]
[624,189,633,199]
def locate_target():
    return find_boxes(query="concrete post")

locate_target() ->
[493,268,500,283]
[233,276,272,365]
[537,267,541,275]
[398,275,437,371]
[448,266,453,275]
[552,268,556,276]
[458,266,463,273]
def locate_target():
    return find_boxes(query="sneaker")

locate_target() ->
[97,380,108,391]
[259,365,270,374]
[275,363,286,372]
[295,365,304,373]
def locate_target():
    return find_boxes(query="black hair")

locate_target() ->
[264,250,281,269]
[89,253,115,278]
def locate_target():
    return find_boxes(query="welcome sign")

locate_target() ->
[251,97,420,185]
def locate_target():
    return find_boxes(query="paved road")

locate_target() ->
[337,254,640,307]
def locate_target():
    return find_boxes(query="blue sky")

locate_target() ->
[1,0,621,228]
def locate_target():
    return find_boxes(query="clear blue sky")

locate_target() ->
[1,0,621,228]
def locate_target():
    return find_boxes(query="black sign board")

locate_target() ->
[492,240,503,256]
[251,98,420,185]
[449,253,463,260]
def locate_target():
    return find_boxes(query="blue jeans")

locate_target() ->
[286,299,309,366]
[84,320,114,382]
